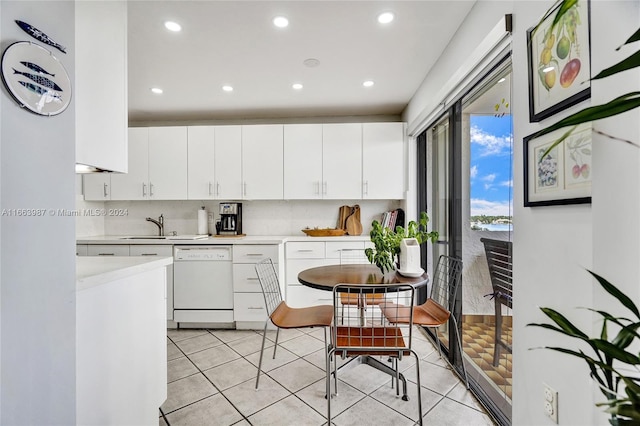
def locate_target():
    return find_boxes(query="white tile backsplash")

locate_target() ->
[76,197,401,237]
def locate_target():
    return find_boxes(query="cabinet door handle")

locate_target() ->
[149,183,154,196]
[98,253,115,256]
[142,183,147,197]
[323,181,327,195]
[103,183,109,197]
[243,182,247,196]
[363,181,369,196]
[245,253,264,257]
[248,306,264,310]
[246,277,260,281]
[140,253,158,256]
[208,182,213,196]
[297,249,313,252]
[315,181,320,195]
[216,182,220,196]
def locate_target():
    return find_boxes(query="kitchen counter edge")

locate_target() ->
[77,235,371,245]
[77,256,173,291]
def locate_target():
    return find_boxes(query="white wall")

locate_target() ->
[1,2,76,424]
[404,1,640,425]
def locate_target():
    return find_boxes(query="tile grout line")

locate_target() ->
[166,330,255,425]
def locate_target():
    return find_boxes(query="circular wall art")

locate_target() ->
[1,41,71,116]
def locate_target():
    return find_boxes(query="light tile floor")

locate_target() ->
[161,326,496,426]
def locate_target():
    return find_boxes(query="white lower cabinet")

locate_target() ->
[129,245,174,321]
[81,244,174,321]
[87,244,130,256]
[232,244,282,329]
[285,240,371,308]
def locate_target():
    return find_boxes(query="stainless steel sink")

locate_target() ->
[119,236,167,240]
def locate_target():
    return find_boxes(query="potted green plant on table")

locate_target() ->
[365,211,438,274]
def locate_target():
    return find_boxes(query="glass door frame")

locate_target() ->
[417,53,513,426]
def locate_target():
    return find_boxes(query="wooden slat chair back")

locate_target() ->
[480,238,513,366]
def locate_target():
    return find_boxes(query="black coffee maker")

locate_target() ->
[218,202,242,235]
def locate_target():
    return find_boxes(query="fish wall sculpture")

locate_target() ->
[15,20,66,54]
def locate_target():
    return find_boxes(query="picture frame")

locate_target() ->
[523,122,592,207]
[526,0,591,122]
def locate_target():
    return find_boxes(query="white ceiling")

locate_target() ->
[127,1,477,123]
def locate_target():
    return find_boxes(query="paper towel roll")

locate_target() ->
[197,207,208,235]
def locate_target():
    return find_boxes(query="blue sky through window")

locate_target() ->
[470,115,513,217]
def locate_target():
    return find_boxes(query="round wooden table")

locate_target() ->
[297,263,429,292]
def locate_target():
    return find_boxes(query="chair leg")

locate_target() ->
[326,346,334,424]
[432,327,443,359]
[493,300,502,367]
[413,350,423,426]
[451,317,469,389]
[272,327,280,359]
[256,321,269,389]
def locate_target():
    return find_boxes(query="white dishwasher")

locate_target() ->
[173,246,234,325]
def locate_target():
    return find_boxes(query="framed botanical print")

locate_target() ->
[527,0,591,122]
[524,123,592,207]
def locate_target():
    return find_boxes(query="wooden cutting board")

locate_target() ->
[337,205,350,230]
[345,206,363,236]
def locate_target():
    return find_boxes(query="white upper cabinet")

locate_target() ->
[242,125,283,200]
[214,126,243,200]
[83,174,111,201]
[86,122,404,202]
[322,123,362,199]
[187,126,242,200]
[75,1,127,173]
[148,127,188,199]
[187,126,216,199]
[362,122,405,199]
[109,127,187,200]
[284,124,323,199]
[111,128,150,200]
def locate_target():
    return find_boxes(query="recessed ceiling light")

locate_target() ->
[363,80,374,87]
[150,87,163,94]
[164,21,182,32]
[222,85,234,92]
[273,16,289,28]
[292,83,303,90]
[377,12,395,24]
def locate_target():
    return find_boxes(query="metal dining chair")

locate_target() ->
[327,282,423,425]
[254,258,334,389]
[480,238,513,367]
[380,255,469,388]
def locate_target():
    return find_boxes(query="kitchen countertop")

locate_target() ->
[77,235,371,245]
[77,256,173,291]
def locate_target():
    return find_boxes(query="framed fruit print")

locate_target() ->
[523,122,592,207]
[527,0,591,122]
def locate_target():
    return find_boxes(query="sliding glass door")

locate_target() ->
[419,56,513,425]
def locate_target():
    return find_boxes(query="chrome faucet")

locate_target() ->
[146,214,164,236]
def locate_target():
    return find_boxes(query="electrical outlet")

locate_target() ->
[207,213,214,222]
[543,383,558,423]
